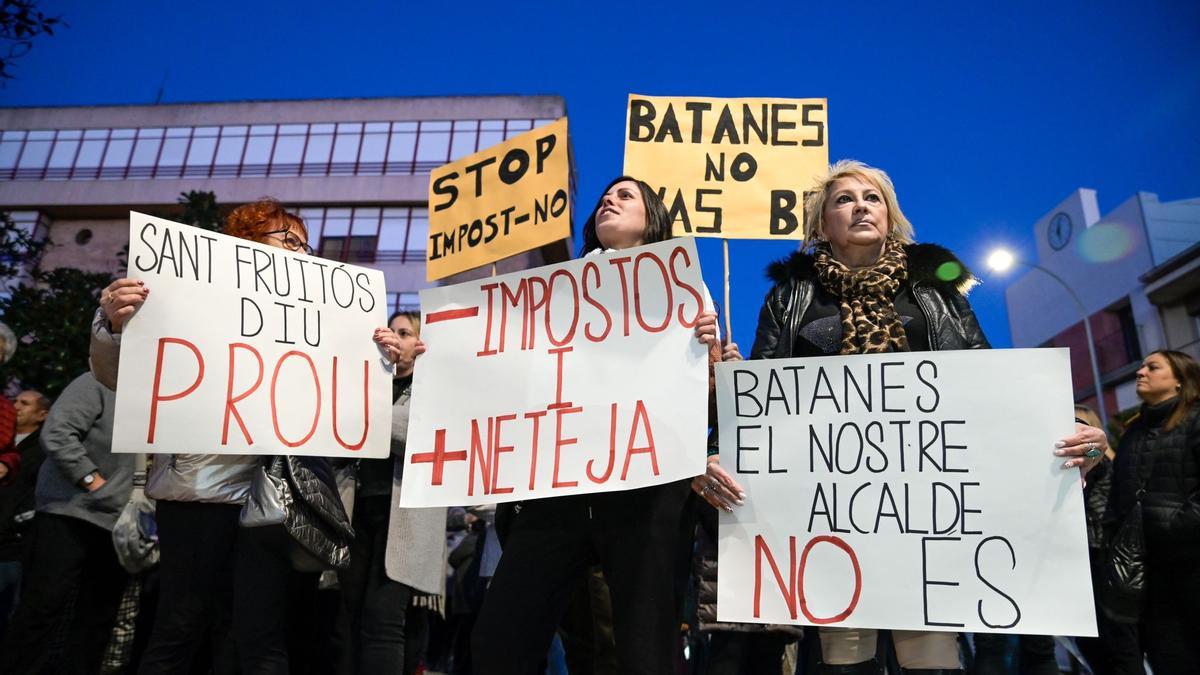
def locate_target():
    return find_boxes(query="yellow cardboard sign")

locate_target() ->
[623,95,828,240]
[427,117,571,281]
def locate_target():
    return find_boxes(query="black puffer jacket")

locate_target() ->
[1107,399,1200,564]
[751,243,990,359]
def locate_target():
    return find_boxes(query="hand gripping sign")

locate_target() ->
[427,117,572,281]
[623,95,828,240]
[112,213,394,458]
[399,238,711,507]
[714,349,1097,636]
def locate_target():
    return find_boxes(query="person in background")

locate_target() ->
[0,371,131,674]
[0,323,21,477]
[1104,350,1200,673]
[0,390,52,637]
[1072,404,1142,675]
[703,160,1108,674]
[338,309,447,675]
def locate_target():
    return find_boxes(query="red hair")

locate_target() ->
[224,198,306,244]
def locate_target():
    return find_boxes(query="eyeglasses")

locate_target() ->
[264,229,314,256]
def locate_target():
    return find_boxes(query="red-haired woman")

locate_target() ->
[89,199,405,675]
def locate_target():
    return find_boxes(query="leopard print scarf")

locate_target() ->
[813,239,910,354]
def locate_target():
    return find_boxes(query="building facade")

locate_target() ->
[1004,188,1200,416]
[0,95,572,309]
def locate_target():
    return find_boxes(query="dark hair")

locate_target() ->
[579,176,673,256]
[1148,349,1199,431]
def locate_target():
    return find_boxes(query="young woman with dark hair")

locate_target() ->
[471,176,734,675]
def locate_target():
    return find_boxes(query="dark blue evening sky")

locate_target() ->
[5,0,1199,348]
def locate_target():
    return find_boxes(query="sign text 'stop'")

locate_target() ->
[427,118,571,281]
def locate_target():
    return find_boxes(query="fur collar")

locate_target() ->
[765,243,980,296]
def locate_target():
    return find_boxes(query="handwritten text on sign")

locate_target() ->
[400,238,711,507]
[111,213,393,458]
[427,117,571,281]
[715,349,1096,636]
[623,95,828,240]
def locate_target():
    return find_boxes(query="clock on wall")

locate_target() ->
[1047,212,1072,251]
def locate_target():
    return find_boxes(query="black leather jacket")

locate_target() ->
[1107,399,1200,564]
[750,243,990,359]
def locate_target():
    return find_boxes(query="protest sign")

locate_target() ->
[623,95,827,239]
[399,238,711,507]
[715,349,1097,636]
[112,213,394,458]
[427,117,571,281]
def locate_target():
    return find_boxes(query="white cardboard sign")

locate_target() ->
[399,238,711,507]
[112,212,393,458]
[715,348,1097,636]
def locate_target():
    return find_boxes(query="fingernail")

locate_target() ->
[1054,450,1065,456]
[724,506,733,513]
[1054,441,1065,448]
[738,493,747,499]
[734,499,745,506]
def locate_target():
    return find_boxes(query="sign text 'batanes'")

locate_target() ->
[715,349,1097,636]
[111,213,394,458]
[623,95,828,240]
[427,117,571,281]
[400,238,711,507]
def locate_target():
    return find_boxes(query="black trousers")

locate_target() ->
[0,512,128,674]
[337,495,424,675]
[1142,558,1200,675]
[138,501,241,675]
[1076,556,1143,675]
[704,631,791,675]
[138,500,299,675]
[472,480,692,675]
[971,633,1057,675]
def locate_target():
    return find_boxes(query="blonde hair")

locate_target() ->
[803,159,915,250]
[1073,404,1102,429]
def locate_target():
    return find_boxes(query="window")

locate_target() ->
[415,121,451,171]
[242,125,276,176]
[407,209,429,259]
[387,291,420,312]
[450,120,479,160]
[183,127,219,178]
[129,129,163,178]
[330,123,362,175]
[271,124,307,177]
[16,130,54,177]
[386,122,418,174]
[155,128,190,178]
[359,123,388,174]
[0,118,561,181]
[214,127,248,177]
[74,130,110,179]
[319,235,378,263]
[48,131,82,179]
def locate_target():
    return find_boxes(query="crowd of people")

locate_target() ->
[0,160,1195,674]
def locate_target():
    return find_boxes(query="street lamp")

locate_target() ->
[986,248,1109,426]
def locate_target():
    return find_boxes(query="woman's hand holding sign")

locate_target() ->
[100,278,149,333]
[1056,422,1108,473]
[693,454,746,512]
[374,327,425,366]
